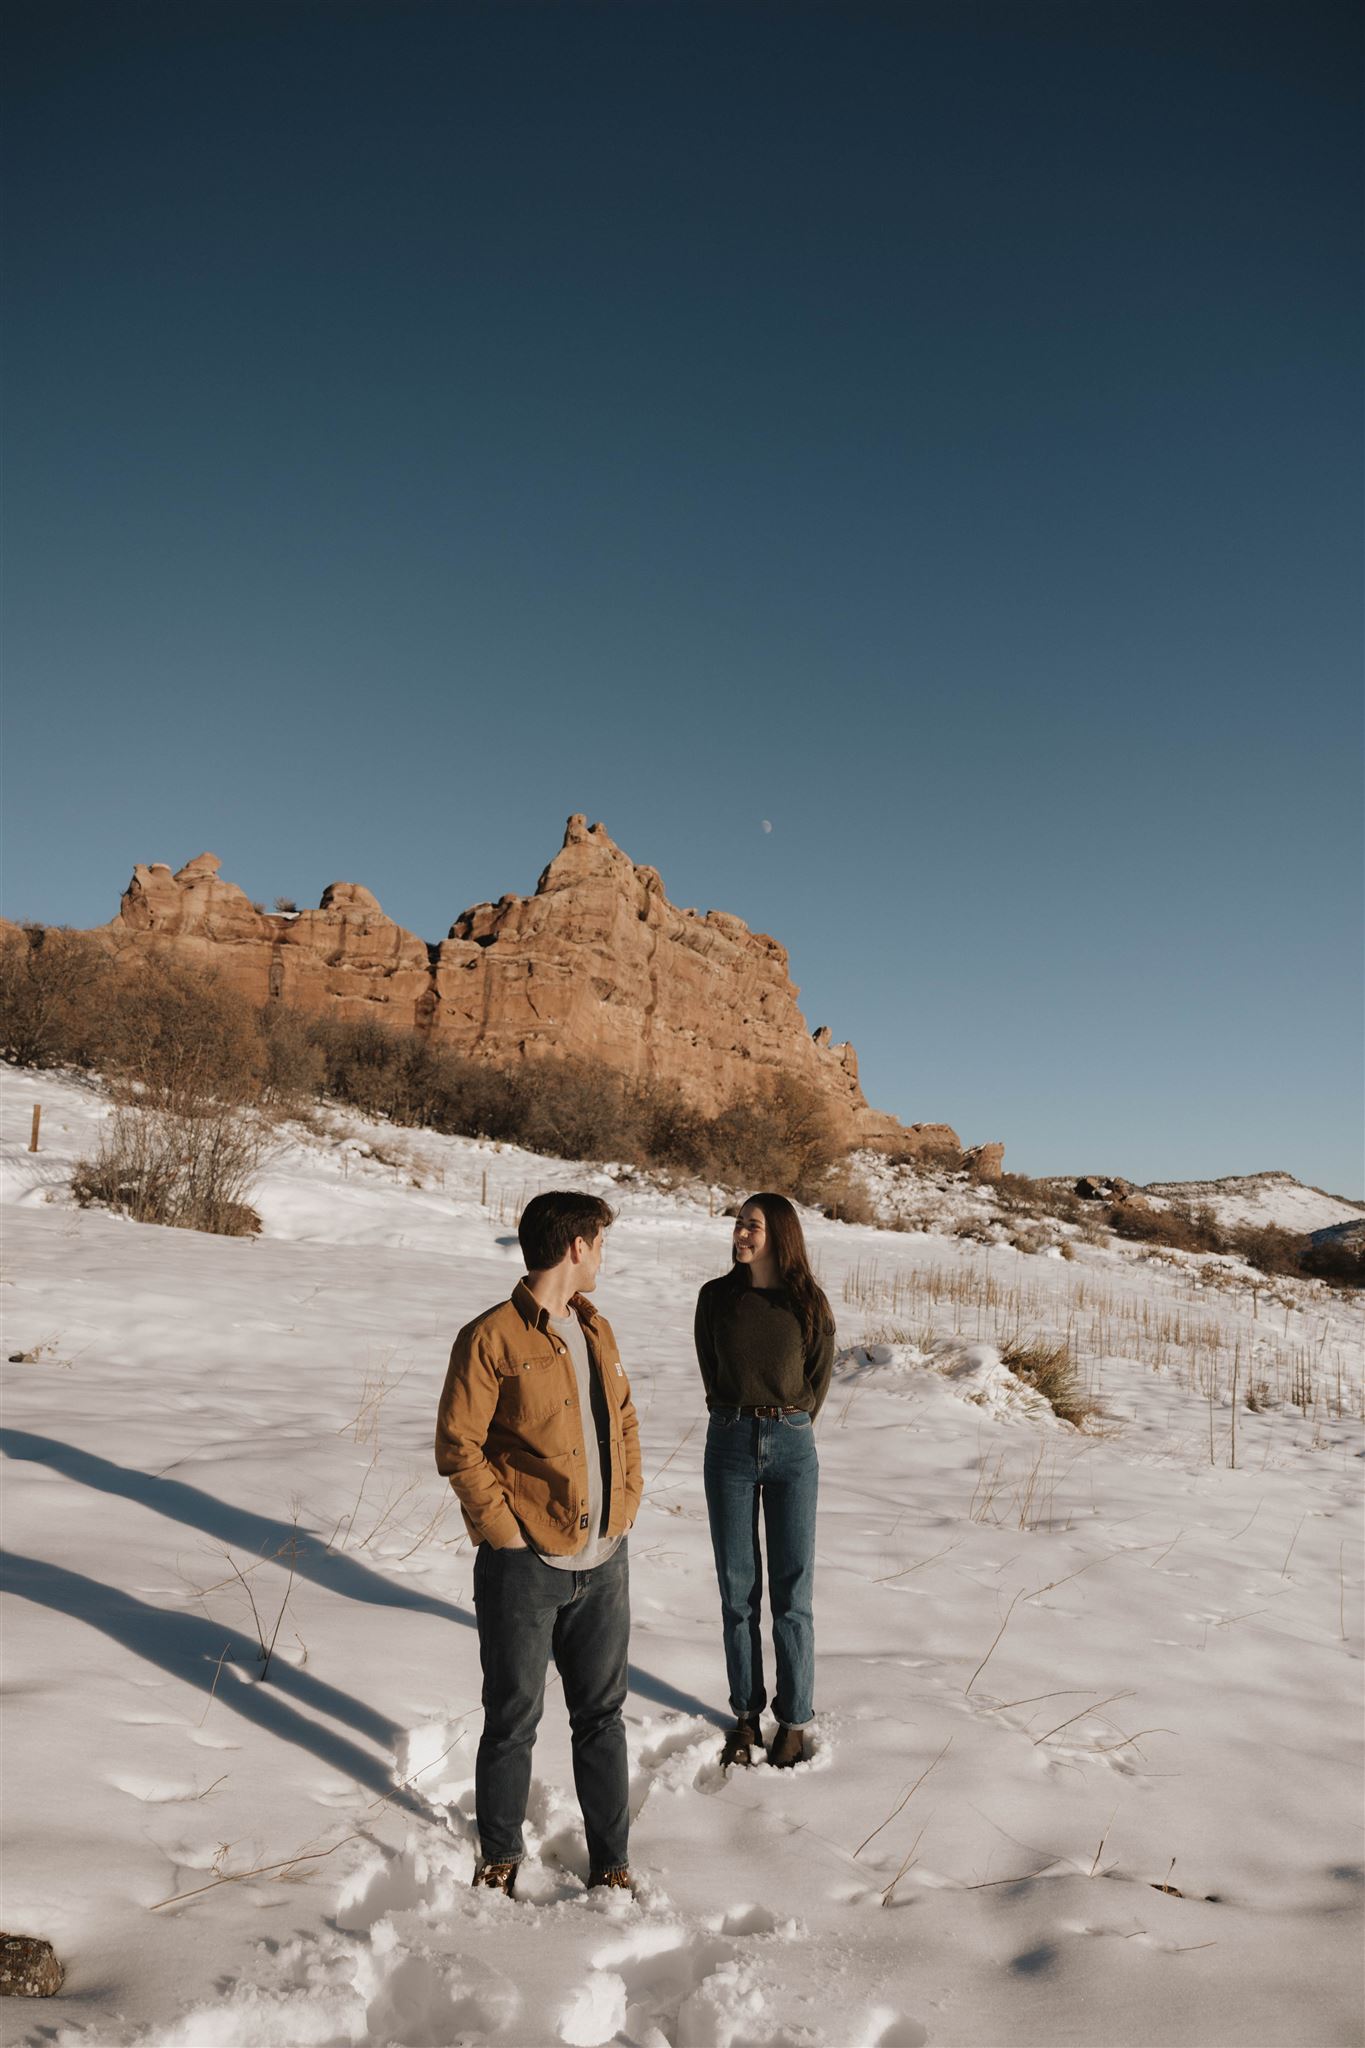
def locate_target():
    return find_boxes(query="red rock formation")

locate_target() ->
[112,855,431,1022]
[93,819,994,1163]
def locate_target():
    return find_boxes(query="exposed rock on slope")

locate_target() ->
[101,818,990,1163]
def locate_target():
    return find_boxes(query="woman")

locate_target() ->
[694,1192,835,1769]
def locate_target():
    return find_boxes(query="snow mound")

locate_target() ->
[835,1339,1057,1422]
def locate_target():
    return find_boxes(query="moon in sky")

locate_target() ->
[760,819,773,833]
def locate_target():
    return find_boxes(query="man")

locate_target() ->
[435,1190,642,1898]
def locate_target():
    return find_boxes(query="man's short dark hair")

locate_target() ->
[518,1191,615,1271]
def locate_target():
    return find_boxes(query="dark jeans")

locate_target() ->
[703,1409,818,1728]
[471,1540,630,1871]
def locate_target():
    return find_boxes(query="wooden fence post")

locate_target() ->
[29,1105,41,1153]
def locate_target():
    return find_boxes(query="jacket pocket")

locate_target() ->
[496,1357,565,1424]
[505,1445,577,1531]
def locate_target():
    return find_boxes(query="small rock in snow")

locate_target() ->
[0,1934,64,1997]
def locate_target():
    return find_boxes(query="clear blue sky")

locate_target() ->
[4,2,1361,1193]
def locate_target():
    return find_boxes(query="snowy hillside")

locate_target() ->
[1141,1173,1363,1234]
[2,1071,1362,2048]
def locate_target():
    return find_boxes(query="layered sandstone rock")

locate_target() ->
[111,855,431,1021]
[94,817,992,1162]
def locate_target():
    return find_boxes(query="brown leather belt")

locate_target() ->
[736,1404,804,1418]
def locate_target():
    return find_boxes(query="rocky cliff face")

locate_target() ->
[102,816,993,1165]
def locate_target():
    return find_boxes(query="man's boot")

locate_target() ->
[767,1724,805,1769]
[471,1858,520,1896]
[587,1866,636,1893]
[719,1716,761,1769]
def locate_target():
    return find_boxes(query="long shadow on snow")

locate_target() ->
[1,1428,474,1627]
[2,1550,424,1814]
[1,1430,720,1721]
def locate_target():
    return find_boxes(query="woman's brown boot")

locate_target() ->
[719,1716,760,1768]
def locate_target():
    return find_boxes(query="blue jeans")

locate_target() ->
[472,1541,630,1872]
[703,1410,818,1728]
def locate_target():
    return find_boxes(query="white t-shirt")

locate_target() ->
[531,1311,622,1572]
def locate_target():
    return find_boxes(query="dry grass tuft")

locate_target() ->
[1000,1335,1095,1428]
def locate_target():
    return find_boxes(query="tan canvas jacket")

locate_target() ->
[434,1279,643,1552]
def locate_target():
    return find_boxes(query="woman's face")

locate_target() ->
[732,1203,768,1266]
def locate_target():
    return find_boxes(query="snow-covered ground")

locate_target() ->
[2,1071,1362,2048]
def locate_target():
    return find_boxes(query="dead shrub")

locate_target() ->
[260,1003,326,1105]
[0,926,118,1069]
[913,1138,965,1173]
[52,957,270,1235]
[819,1167,878,1225]
[704,1074,842,1200]
[1225,1221,1308,1280]
[994,1173,1081,1223]
[1106,1201,1221,1254]
[514,1059,637,1161]
[1009,1223,1053,1256]
[630,1080,713,1177]
[73,1100,263,1236]
[1000,1335,1093,1427]
[104,957,266,1111]
[308,1016,439,1124]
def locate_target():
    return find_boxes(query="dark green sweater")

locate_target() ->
[694,1272,836,1418]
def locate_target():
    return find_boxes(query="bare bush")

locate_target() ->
[0,926,117,1069]
[1107,1200,1228,1255]
[1224,1222,1307,1280]
[73,1101,263,1236]
[705,1075,842,1199]
[954,1217,996,1244]
[630,1080,714,1177]
[36,956,271,1235]
[1008,1223,1050,1255]
[995,1173,1082,1222]
[908,1138,963,1173]
[515,1059,637,1161]
[260,1003,327,1104]
[820,1167,878,1225]
[104,958,266,1110]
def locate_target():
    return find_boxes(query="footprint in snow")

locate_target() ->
[562,1924,754,2047]
[707,1902,785,1936]
[627,1710,833,1813]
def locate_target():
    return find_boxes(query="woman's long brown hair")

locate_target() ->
[731,1191,833,1351]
